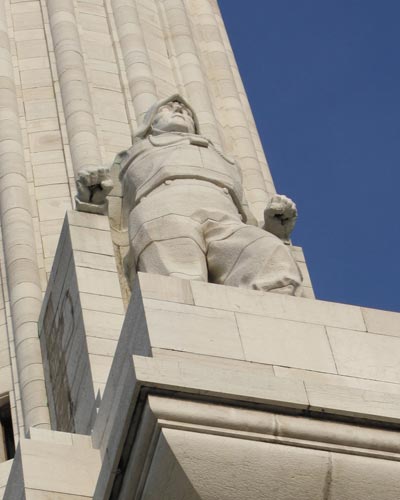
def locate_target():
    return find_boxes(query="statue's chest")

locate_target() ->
[146,144,205,169]
[131,143,237,178]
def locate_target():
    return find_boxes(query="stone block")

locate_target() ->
[24,100,58,121]
[17,437,100,497]
[31,150,65,166]
[273,365,400,395]
[236,313,337,372]
[132,354,308,409]
[190,280,366,331]
[80,293,124,315]
[75,267,121,298]
[37,197,72,221]
[19,57,50,71]
[73,251,118,272]
[28,130,62,153]
[82,309,124,341]
[141,298,244,359]
[362,307,400,338]
[327,327,400,384]
[16,39,47,60]
[20,69,52,89]
[26,117,59,135]
[136,272,194,304]
[69,225,114,255]
[0,461,13,496]
[139,428,330,500]
[14,29,44,42]
[79,13,109,33]
[151,348,274,375]
[12,12,42,30]
[97,386,400,499]
[33,163,68,186]
[34,184,70,201]
[28,427,73,446]
[86,337,117,357]
[89,354,113,385]
[330,453,400,500]
[66,210,111,231]
[306,382,400,423]
[93,89,127,121]
[42,233,61,259]
[10,2,40,14]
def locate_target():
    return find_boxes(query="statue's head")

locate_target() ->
[134,94,201,139]
[152,100,195,134]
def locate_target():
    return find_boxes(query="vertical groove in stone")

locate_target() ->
[211,0,276,195]
[188,0,270,221]
[46,0,102,176]
[110,0,158,121]
[162,0,223,148]
[104,0,137,135]
[0,0,50,431]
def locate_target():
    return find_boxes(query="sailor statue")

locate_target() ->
[76,94,303,296]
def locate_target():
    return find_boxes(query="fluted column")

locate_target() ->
[188,0,269,221]
[46,0,102,176]
[111,0,158,120]
[0,0,50,432]
[163,0,223,147]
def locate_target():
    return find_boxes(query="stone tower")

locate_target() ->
[0,0,400,499]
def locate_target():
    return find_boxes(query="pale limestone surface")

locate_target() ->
[0,462,12,499]
[38,211,124,433]
[0,0,316,440]
[103,392,400,499]
[122,273,400,423]
[2,0,398,497]
[77,95,302,295]
[2,273,400,498]
[3,428,100,499]
[88,273,400,499]
[0,0,50,435]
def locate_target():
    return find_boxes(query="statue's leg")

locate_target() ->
[137,236,207,281]
[207,223,303,295]
[128,186,208,281]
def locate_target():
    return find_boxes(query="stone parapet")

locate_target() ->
[124,272,400,399]
[2,271,400,498]
[91,272,400,499]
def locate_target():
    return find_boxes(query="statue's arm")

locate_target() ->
[238,189,297,242]
[75,166,114,215]
[263,194,297,242]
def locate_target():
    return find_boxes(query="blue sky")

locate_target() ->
[219,1,400,312]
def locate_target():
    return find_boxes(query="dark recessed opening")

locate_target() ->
[0,397,15,461]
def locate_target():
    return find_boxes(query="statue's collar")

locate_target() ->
[148,132,210,148]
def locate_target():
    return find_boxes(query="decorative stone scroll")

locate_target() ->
[76,95,302,296]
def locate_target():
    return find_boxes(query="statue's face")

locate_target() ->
[151,101,196,134]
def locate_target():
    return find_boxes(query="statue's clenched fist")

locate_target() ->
[263,194,297,242]
[75,166,114,215]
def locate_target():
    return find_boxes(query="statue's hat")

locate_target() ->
[133,93,201,139]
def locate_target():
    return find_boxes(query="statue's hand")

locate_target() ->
[263,194,297,241]
[75,166,113,215]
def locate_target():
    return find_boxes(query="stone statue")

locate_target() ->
[76,94,303,295]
